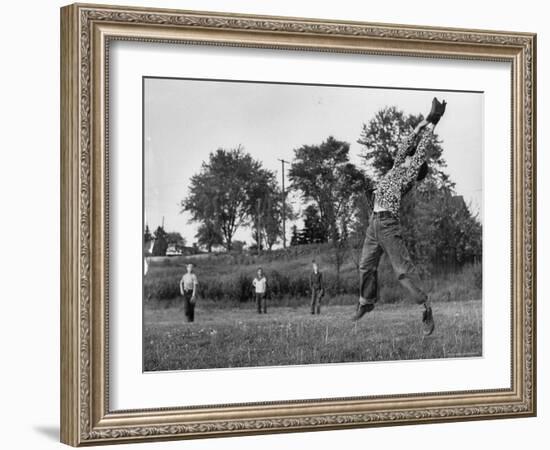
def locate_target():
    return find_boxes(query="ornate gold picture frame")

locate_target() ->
[60,3,536,446]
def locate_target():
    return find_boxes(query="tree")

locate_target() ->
[144,225,153,243]
[330,238,349,292]
[166,232,186,248]
[358,106,482,273]
[248,181,296,252]
[401,184,482,273]
[231,240,246,253]
[289,136,372,243]
[261,193,293,251]
[152,226,168,256]
[262,202,282,250]
[290,225,300,246]
[183,147,277,251]
[300,204,327,244]
[144,225,154,256]
[195,221,223,253]
[192,242,200,254]
[357,106,453,190]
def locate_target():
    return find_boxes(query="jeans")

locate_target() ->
[255,292,267,313]
[182,290,195,322]
[310,288,323,314]
[359,213,427,306]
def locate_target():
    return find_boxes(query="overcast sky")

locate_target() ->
[144,78,483,247]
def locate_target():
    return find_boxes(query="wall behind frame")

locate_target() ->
[0,0,545,449]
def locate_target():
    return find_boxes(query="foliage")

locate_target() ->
[171,105,481,295]
[182,147,277,250]
[195,221,223,253]
[289,136,373,242]
[400,182,482,272]
[165,232,185,245]
[357,106,482,273]
[301,204,327,244]
[357,106,453,190]
[290,225,300,246]
[263,193,295,250]
[165,232,186,253]
[231,240,246,253]
[152,225,168,256]
[144,225,153,243]
[249,187,294,251]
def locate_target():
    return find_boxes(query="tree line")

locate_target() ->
[147,106,482,275]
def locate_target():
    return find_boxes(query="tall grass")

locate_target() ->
[144,244,482,306]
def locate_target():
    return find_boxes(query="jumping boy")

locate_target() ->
[353,97,447,336]
[253,268,268,314]
[179,263,199,322]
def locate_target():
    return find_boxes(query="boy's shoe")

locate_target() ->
[352,302,375,321]
[426,97,447,125]
[422,306,435,336]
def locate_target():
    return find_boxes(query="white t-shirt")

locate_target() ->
[253,276,267,294]
[181,273,198,291]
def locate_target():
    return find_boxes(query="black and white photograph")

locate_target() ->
[142,77,483,372]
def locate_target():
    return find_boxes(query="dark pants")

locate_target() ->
[310,288,323,314]
[255,292,267,313]
[182,290,195,322]
[359,213,427,306]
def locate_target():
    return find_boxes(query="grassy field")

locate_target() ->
[143,298,482,371]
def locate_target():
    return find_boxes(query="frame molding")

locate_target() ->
[60,3,536,446]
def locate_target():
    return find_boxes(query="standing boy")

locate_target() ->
[179,263,199,322]
[253,268,268,314]
[310,261,324,315]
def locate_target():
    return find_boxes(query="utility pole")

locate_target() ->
[278,159,289,249]
[256,197,262,256]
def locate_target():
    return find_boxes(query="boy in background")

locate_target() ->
[310,261,324,315]
[179,263,199,322]
[253,268,268,314]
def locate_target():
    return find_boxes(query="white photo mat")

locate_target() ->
[109,41,510,411]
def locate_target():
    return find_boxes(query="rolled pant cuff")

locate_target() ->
[359,297,372,306]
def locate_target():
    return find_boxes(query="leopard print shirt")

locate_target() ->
[373,129,429,217]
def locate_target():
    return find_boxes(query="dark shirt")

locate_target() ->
[310,271,323,290]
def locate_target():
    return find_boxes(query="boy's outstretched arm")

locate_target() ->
[405,127,431,181]
[394,119,430,166]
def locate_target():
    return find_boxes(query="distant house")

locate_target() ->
[165,244,201,257]
[165,244,183,256]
